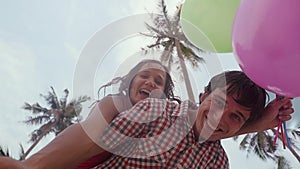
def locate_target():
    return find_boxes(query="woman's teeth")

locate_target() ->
[139,89,150,96]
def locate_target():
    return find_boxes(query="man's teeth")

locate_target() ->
[216,128,222,132]
[206,116,222,132]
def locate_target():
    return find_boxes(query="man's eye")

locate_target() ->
[231,113,241,122]
[215,99,225,108]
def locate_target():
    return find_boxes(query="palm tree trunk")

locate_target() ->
[271,129,300,163]
[21,134,44,160]
[21,125,55,160]
[174,39,195,102]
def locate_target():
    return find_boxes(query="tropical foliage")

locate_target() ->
[0,146,10,157]
[142,0,205,102]
[20,86,90,159]
[0,144,24,160]
[237,128,300,168]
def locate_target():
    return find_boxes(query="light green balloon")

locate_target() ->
[181,0,240,53]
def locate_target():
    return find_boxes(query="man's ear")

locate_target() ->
[198,93,203,104]
[199,92,208,103]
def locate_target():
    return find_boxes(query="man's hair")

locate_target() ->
[204,71,268,123]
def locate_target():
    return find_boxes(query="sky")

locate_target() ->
[0,0,299,168]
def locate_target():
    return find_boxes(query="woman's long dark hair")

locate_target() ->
[98,59,180,103]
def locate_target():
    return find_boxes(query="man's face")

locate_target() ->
[194,87,251,141]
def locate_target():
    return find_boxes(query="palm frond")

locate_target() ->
[253,145,267,161]
[145,23,169,39]
[161,40,175,70]
[0,146,10,157]
[239,133,251,151]
[178,38,205,57]
[277,156,292,169]
[23,102,48,114]
[286,131,300,152]
[179,42,204,67]
[50,86,61,108]
[159,0,172,32]
[60,89,69,108]
[18,144,25,160]
[23,115,51,126]
[232,135,239,141]
[29,122,55,142]
[257,132,276,160]
[240,132,276,161]
[291,128,300,139]
[40,86,60,109]
[75,95,91,104]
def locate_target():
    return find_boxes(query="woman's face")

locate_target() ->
[129,63,167,105]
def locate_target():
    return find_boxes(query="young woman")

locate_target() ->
[0,59,178,169]
[76,59,180,168]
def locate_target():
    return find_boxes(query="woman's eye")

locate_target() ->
[139,74,148,79]
[155,79,163,86]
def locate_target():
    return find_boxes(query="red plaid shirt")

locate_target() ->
[95,98,228,169]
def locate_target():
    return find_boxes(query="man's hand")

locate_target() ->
[255,97,294,132]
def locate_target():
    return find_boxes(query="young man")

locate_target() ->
[0,71,293,169]
[95,71,293,168]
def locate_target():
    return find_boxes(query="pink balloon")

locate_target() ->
[232,0,300,98]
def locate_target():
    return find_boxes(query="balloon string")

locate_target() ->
[273,123,280,146]
[280,122,286,149]
[274,95,291,149]
[283,120,291,147]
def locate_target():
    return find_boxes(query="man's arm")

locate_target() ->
[236,97,294,135]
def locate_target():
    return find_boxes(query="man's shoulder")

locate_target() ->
[133,98,197,116]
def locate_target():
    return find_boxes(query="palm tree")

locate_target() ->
[21,86,90,159]
[142,0,205,102]
[237,128,300,168]
[285,128,300,162]
[277,156,292,169]
[0,146,10,157]
[239,131,277,161]
[0,144,25,160]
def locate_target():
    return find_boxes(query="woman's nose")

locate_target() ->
[145,79,156,87]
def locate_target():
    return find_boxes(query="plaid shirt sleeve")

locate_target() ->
[99,98,163,153]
